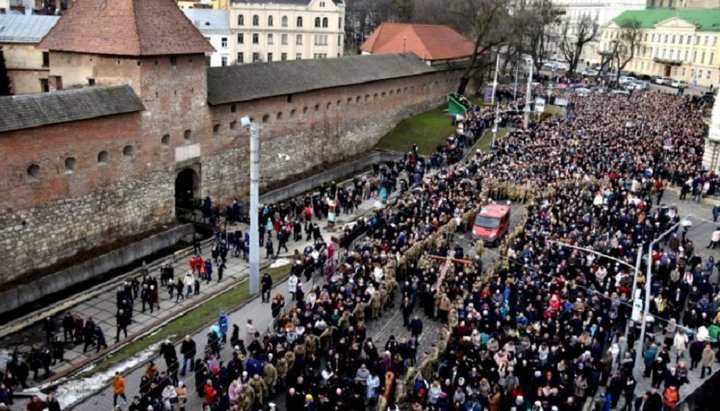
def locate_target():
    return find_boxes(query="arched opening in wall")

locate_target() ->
[175,168,200,212]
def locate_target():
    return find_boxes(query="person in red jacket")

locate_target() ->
[203,380,217,406]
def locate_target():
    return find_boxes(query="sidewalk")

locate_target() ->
[3,192,383,398]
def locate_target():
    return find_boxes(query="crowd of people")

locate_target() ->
[2,85,719,411]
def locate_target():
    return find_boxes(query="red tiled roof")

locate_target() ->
[40,0,214,56]
[361,23,475,61]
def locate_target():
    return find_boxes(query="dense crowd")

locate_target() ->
[2,86,718,411]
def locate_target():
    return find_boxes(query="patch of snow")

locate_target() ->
[270,259,290,268]
[50,341,161,408]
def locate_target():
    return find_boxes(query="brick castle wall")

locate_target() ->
[0,63,461,285]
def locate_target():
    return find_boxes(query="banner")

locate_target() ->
[484,85,494,103]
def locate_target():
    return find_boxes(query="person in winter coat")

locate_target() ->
[701,343,715,378]
[112,372,127,407]
[288,273,298,301]
[673,330,688,362]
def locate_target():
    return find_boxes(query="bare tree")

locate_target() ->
[609,17,641,84]
[517,0,560,73]
[558,14,598,75]
[451,0,513,95]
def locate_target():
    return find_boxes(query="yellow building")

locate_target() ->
[228,0,345,65]
[0,14,59,95]
[600,9,720,87]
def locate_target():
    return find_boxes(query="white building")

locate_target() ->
[183,9,230,67]
[552,0,646,64]
[228,0,345,65]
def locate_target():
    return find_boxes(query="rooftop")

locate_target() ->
[183,9,230,35]
[0,14,59,44]
[230,0,342,4]
[39,0,215,56]
[0,85,144,133]
[361,23,476,61]
[612,9,720,32]
[206,53,436,105]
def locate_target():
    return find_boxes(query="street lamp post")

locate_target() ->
[242,116,260,296]
[513,62,519,101]
[634,216,693,374]
[524,58,533,130]
[491,50,500,106]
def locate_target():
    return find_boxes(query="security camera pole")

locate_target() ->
[242,116,260,295]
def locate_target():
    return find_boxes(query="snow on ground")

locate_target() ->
[46,341,162,408]
[269,259,290,268]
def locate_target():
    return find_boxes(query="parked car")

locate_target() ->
[582,68,599,77]
[618,76,637,86]
[625,80,648,90]
[670,79,688,88]
[654,76,671,85]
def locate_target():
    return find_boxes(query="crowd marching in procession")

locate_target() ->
[2,82,720,411]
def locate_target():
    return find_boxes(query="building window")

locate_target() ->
[296,35,303,45]
[262,114,270,123]
[281,52,287,61]
[281,34,288,45]
[98,151,108,164]
[315,17,321,27]
[253,52,261,62]
[708,70,712,80]
[221,56,228,66]
[277,112,283,120]
[231,103,237,113]
[297,16,303,27]
[671,35,675,44]
[42,52,49,67]
[123,145,135,159]
[253,33,259,44]
[314,103,320,112]
[295,53,302,60]
[213,124,220,135]
[221,37,228,48]
[170,56,177,66]
[267,52,273,62]
[320,1,325,6]
[40,79,49,92]
[290,109,296,118]
[303,106,308,114]
[27,164,40,181]
[268,34,273,45]
[230,120,237,130]
[322,17,328,28]
[711,53,715,65]
[268,15,273,26]
[238,33,244,44]
[693,50,697,62]
[238,14,244,26]
[88,78,96,86]
[184,129,192,142]
[282,16,288,27]
[338,17,342,29]
[64,157,76,173]
[698,69,703,78]
[314,35,327,46]
[685,50,689,61]
[238,52,244,63]
[161,134,170,146]
[253,15,259,26]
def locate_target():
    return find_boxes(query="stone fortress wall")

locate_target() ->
[0,56,463,287]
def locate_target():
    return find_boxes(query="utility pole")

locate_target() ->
[243,117,260,296]
[524,58,533,130]
[491,50,500,106]
[513,62,519,101]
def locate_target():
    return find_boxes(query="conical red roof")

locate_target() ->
[40,0,214,56]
